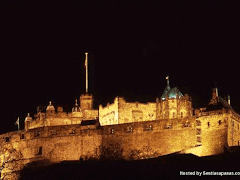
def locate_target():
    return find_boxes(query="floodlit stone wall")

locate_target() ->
[99,97,156,125]
[185,110,228,156]
[101,117,196,160]
[0,117,197,179]
[27,109,98,130]
[228,111,240,147]
[156,94,193,120]
[99,97,119,126]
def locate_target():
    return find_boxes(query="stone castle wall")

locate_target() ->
[228,111,240,147]
[27,110,98,130]
[185,110,228,156]
[0,117,197,179]
[99,97,156,125]
[157,95,193,119]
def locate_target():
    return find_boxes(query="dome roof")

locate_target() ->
[25,113,32,122]
[46,101,55,111]
[167,87,183,99]
[161,76,183,100]
[72,99,81,112]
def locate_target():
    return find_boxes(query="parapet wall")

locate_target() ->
[101,117,197,160]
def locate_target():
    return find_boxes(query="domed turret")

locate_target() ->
[25,113,32,122]
[72,99,81,112]
[24,113,32,130]
[46,101,55,117]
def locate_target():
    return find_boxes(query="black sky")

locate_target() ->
[1,3,239,134]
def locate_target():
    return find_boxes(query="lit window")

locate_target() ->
[110,128,114,134]
[127,126,133,133]
[147,125,153,131]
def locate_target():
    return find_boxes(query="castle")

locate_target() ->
[1,54,240,179]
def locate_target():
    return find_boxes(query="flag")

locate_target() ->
[15,117,20,130]
[15,117,19,125]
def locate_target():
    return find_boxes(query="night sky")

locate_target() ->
[1,3,239,134]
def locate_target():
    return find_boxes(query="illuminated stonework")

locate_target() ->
[1,78,240,179]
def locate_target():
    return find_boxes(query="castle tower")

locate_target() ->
[157,76,193,119]
[24,113,32,130]
[80,94,93,110]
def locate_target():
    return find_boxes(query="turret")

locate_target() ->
[46,101,55,117]
[24,113,32,130]
[80,94,93,110]
[72,99,81,112]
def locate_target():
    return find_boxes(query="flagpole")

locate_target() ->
[85,52,88,94]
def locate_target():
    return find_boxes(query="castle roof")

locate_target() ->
[206,96,233,111]
[161,84,171,100]
[25,113,32,122]
[206,88,235,112]
[161,76,183,100]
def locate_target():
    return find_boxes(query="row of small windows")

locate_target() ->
[109,122,191,134]
[3,120,193,141]
[171,112,185,118]
[206,120,223,128]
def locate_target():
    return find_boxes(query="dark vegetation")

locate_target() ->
[19,151,240,180]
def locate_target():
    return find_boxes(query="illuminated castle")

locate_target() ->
[1,53,240,179]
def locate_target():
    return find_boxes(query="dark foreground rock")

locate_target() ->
[19,152,240,180]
